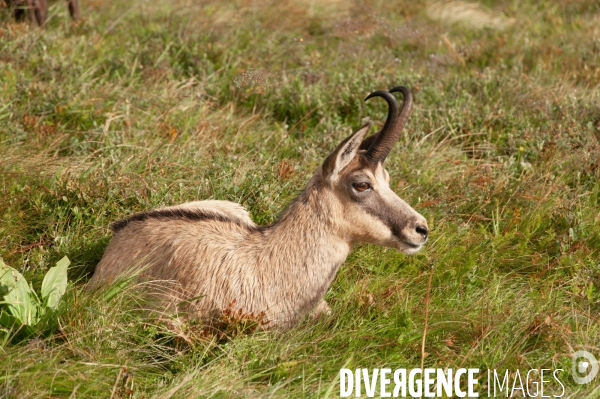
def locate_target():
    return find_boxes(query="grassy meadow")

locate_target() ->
[1,0,600,397]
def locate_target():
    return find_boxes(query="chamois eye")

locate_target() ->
[352,182,371,192]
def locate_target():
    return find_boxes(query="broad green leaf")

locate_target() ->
[41,256,70,310]
[0,308,21,329]
[0,309,35,339]
[0,260,38,326]
[0,259,18,298]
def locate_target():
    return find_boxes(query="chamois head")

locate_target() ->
[320,86,428,254]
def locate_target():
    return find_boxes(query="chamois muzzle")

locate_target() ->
[364,86,413,164]
[416,224,429,240]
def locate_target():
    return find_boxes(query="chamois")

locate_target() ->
[7,0,79,27]
[89,86,429,328]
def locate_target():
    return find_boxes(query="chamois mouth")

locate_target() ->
[404,242,421,249]
[397,237,427,254]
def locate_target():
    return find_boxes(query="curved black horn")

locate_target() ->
[364,86,413,164]
[363,90,399,164]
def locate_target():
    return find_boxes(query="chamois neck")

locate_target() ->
[252,179,351,317]
[268,179,342,240]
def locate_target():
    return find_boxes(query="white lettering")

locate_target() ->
[468,368,479,397]
[424,368,436,397]
[363,368,378,397]
[526,369,539,397]
[438,369,453,397]
[541,369,551,397]
[339,367,557,398]
[511,369,525,397]
[493,369,509,397]
[455,369,466,397]
[393,369,406,397]
[553,369,565,398]
[409,369,422,397]
[340,369,353,397]
[380,368,391,397]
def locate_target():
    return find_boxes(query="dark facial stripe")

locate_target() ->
[359,192,411,242]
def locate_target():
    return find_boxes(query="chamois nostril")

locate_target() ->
[416,225,428,240]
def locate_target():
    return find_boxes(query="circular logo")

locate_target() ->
[572,350,598,384]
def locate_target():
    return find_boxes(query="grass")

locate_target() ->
[1,0,599,397]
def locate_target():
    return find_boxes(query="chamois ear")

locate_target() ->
[359,132,378,152]
[322,122,371,180]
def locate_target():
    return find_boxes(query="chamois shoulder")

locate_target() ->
[110,200,256,232]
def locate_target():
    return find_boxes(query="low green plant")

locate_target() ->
[0,256,70,341]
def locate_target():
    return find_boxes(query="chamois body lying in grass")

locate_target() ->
[7,0,79,27]
[89,86,429,328]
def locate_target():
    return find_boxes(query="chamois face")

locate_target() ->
[321,122,428,254]
[339,154,428,254]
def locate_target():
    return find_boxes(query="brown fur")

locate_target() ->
[7,0,79,27]
[89,121,428,328]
